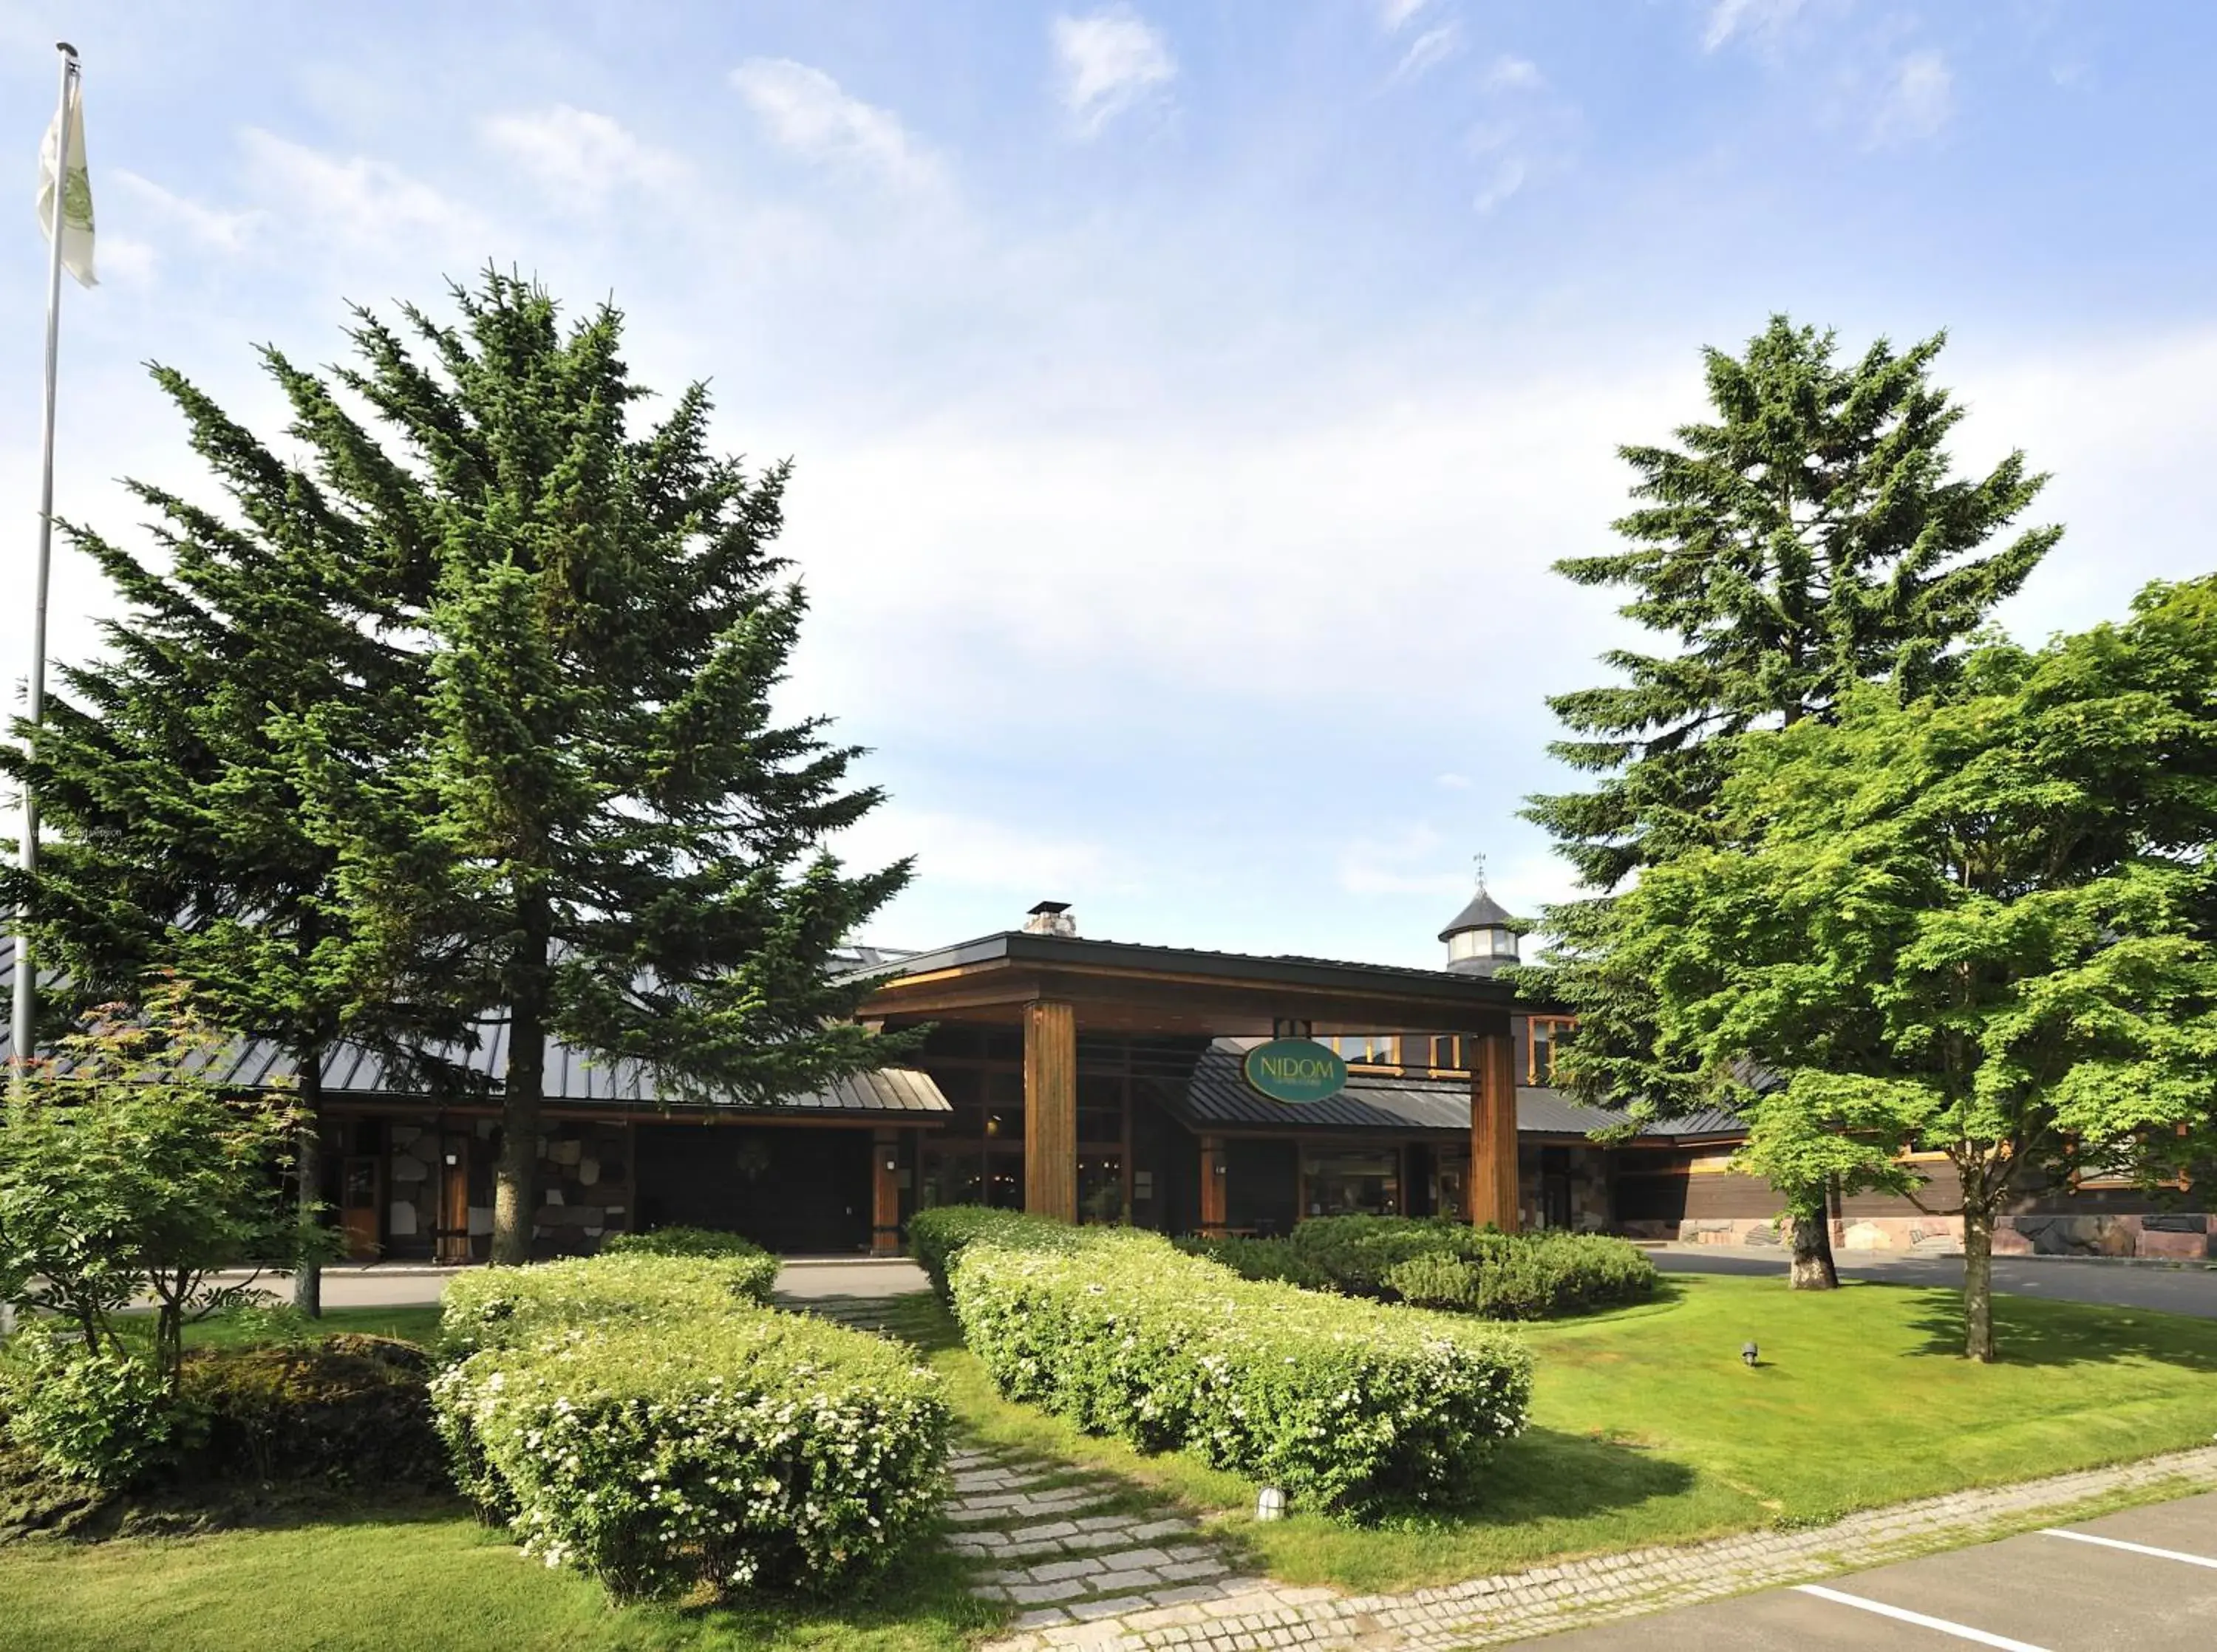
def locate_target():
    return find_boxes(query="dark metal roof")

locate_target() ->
[1438,887,1517,941]
[1162,1041,1744,1141]
[0,957,947,1118]
[840,929,1528,1008]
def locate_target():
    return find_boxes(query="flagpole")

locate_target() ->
[10,41,78,1089]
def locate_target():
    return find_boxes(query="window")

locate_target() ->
[1329,1034,1398,1066]
[1528,1017,1576,1085]
[1429,1034,1464,1071]
[1303,1149,1400,1218]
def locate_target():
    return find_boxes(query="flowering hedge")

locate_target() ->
[432,1254,947,1599]
[947,1223,1531,1517]
[438,1251,778,1358]
[907,1204,1079,1300]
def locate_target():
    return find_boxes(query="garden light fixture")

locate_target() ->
[1742,1341,1759,1367]
[1256,1487,1286,1521]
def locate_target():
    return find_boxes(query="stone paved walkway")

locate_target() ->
[774,1293,1265,1633]
[777,1291,2217,1652]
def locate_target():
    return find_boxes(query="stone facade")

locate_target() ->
[529,1118,636,1257]
[1517,1144,1613,1232]
[384,1121,443,1249]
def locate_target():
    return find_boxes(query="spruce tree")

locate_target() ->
[336,275,912,1265]
[1522,316,2060,1286]
[1,356,453,1314]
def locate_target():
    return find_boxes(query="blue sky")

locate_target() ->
[3,1,2214,967]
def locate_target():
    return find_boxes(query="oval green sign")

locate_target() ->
[1243,1039,1347,1104]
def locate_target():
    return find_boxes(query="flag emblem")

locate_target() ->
[36,71,94,288]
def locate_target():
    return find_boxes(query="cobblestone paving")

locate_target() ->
[982,1445,2217,1651]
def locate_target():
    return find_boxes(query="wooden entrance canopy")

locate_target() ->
[848,932,1525,1232]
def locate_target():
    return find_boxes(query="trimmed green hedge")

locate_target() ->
[438,1251,778,1357]
[1185,1216,1658,1320]
[908,1204,1080,1300]
[946,1221,1531,1517]
[432,1254,947,1600]
[600,1225,775,1269]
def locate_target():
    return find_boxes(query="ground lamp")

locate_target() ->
[1741,1341,1759,1368]
[1256,1487,1286,1521]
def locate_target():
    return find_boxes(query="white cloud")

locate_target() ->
[836,808,1111,897]
[1052,7,1176,137]
[481,106,684,201]
[1392,24,1464,85]
[1869,50,1954,146]
[1482,55,1545,93]
[1436,773,1474,791]
[238,129,481,250]
[95,233,157,285]
[1339,826,1471,898]
[113,170,264,251]
[1377,0,1437,33]
[730,58,940,187]
[1471,155,1529,214]
[1462,56,1562,213]
[1702,0,1807,53]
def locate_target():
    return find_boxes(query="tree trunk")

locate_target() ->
[1962,1199,1995,1362]
[292,1057,324,1318]
[1787,1188,1838,1290]
[489,910,551,1269]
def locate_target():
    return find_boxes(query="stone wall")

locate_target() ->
[1651,1210,2215,1260]
[530,1118,636,1257]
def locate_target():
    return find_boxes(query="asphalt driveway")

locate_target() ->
[1514,1490,2217,1650]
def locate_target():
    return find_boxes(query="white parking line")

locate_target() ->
[1792,1585,2053,1651]
[2039,1527,2217,1570]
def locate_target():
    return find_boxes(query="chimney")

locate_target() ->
[1023,900,1077,938]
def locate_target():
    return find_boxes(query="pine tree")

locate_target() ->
[1,356,454,1314]
[336,274,912,1266]
[1522,316,2060,1287]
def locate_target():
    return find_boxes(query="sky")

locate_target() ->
[1,1,2214,969]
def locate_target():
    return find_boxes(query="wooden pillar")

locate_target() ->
[1199,1133,1227,1235]
[871,1127,902,1255]
[1469,1031,1520,1233]
[1024,1000,1077,1221]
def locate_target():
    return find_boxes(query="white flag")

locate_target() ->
[35,74,94,288]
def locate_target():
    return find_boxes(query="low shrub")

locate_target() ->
[1380,1252,1483,1310]
[1172,1233,1336,1291]
[949,1228,1531,1517]
[907,1205,1078,1300]
[1188,1217,1658,1320]
[433,1308,947,1601]
[0,1329,203,1489]
[1460,1232,1661,1320]
[438,1252,777,1356]
[183,1337,446,1489]
[600,1225,775,1271]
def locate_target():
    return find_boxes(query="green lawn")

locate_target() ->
[886,1272,2217,1592]
[2,1274,2214,1648]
